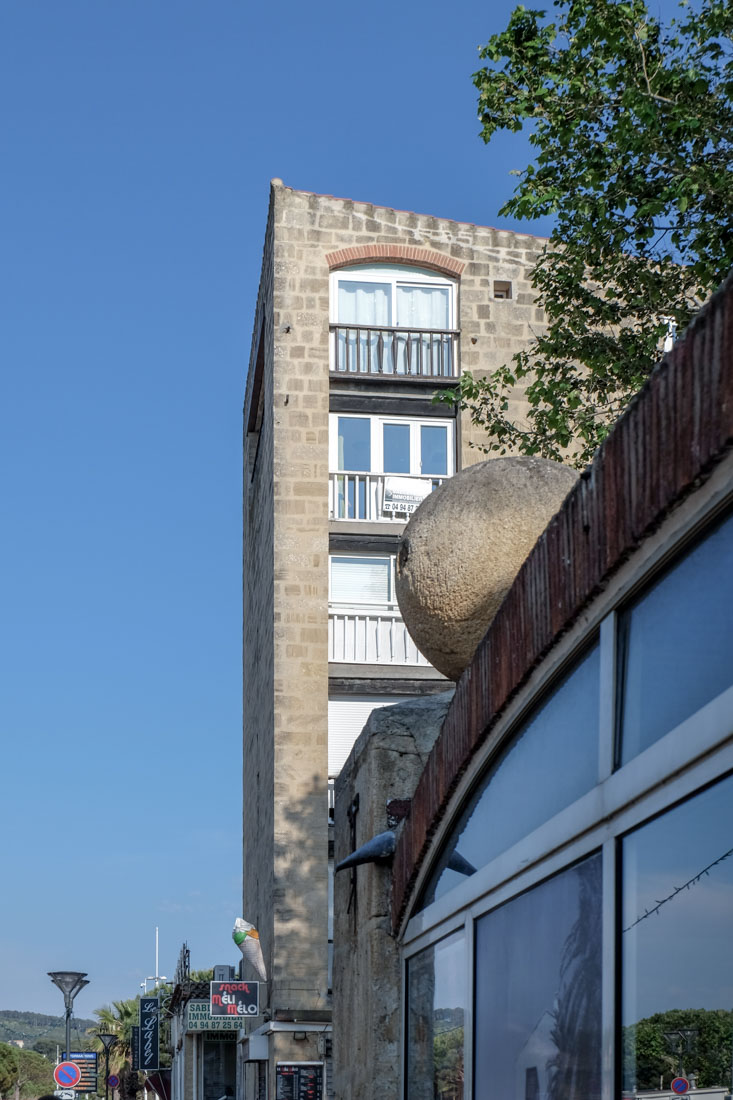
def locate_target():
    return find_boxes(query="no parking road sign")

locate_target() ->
[671,1078,689,1094]
[54,1063,82,1089]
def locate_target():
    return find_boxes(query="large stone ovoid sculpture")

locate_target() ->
[395,456,578,680]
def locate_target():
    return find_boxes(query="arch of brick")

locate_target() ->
[325,244,465,278]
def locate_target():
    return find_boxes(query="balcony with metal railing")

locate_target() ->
[329,470,443,522]
[328,604,430,666]
[330,324,459,378]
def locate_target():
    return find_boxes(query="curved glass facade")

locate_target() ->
[420,642,600,909]
[404,504,733,1099]
[618,509,733,765]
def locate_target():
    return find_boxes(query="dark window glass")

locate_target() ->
[420,424,448,476]
[421,643,600,908]
[406,930,465,1100]
[383,422,410,474]
[474,854,602,1100]
[337,416,370,472]
[618,510,733,764]
[203,1039,235,1100]
[621,772,733,1094]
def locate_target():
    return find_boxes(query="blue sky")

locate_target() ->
[0,0,556,1019]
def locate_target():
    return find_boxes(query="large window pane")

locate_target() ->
[407,930,466,1100]
[397,284,450,329]
[475,854,602,1100]
[337,280,391,326]
[383,423,410,474]
[420,424,448,476]
[621,773,733,1094]
[330,556,391,604]
[337,417,370,472]
[618,509,733,764]
[421,643,600,908]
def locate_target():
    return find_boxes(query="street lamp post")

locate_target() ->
[664,1028,697,1078]
[97,1032,118,1100]
[48,972,89,1064]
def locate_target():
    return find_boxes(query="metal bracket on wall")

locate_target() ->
[346,793,360,921]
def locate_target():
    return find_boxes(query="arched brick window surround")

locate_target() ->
[325,244,465,278]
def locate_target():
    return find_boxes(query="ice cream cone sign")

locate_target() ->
[233,918,267,982]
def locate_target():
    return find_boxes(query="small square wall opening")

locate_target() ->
[493,280,513,300]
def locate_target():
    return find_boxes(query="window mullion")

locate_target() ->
[599,611,617,782]
[464,913,474,1100]
[601,837,617,1100]
[373,417,383,474]
[411,422,420,477]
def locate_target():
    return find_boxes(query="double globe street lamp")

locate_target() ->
[48,971,89,1068]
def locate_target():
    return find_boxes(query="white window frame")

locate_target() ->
[330,263,456,330]
[329,413,455,478]
[329,553,396,609]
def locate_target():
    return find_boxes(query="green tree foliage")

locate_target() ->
[93,999,141,1066]
[118,1065,142,1100]
[0,1044,19,1100]
[0,1011,96,1052]
[0,1045,56,1100]
[31,1039,58,1061]
[433,1023,464,1098]
[447,0,733,466]
[624,1007,733,1090]
[93,984,178,1077]
[14,1048,56,1100]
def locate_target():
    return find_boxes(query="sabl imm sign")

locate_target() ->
[209,981,260,1017]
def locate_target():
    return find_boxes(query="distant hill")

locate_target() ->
[0,1010,98,1054]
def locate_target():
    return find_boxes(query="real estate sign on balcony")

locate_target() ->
[382,476,432,515]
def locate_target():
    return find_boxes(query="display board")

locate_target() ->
[275,1062,323,1100]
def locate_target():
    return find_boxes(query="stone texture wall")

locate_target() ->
[243,190,276,994]
[269,179,547,463]
[270,182,332,1015]
[332,692,454,1100]
[242,180,548,1097]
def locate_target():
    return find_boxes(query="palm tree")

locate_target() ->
[91,1000,140,1067]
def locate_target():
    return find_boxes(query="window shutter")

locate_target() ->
[330,556,391,603]
[328,696,411,777]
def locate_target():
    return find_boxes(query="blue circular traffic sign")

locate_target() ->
[54,1062,82,1088]
[671,1078,689,1094]
[107,1074,120,1090]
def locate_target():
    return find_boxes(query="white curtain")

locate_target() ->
[396,284,449,329]
[337,281,391,373]
[338,280,391,325]
[395,285,451,376]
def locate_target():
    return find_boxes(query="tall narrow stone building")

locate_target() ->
[240,180,546,1099]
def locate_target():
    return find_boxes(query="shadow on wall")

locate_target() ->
[270,770,330,1002]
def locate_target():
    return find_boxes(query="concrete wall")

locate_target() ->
[332,692,454,1100]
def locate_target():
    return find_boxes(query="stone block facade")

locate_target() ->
[241,180,548,1098]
